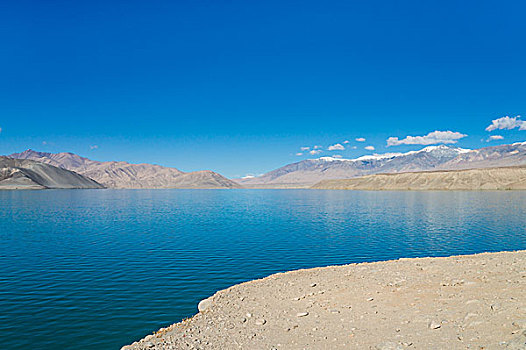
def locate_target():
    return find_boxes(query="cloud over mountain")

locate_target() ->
[486,115,526,131]
[328,143,345,151]
[487,135,504,142]
[387,131,467,147]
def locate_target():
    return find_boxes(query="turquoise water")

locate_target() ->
[1,189,525,350]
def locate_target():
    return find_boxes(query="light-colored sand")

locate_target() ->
[123,251,526,350]
[312,166,526,191]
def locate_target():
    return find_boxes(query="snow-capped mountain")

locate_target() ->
[238,143,526,187]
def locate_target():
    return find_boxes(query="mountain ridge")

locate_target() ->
[8,150,241,189]
[238,142,526,187]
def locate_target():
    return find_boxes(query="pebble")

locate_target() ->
[198,298,213,312]
[490,303,501,311]
[428,321,441,329]
[255,319,266,326]
[310,283,317,287]
[367,298,374,302]
[297,312,309,317]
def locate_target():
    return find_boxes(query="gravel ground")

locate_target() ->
[122,251,526,350]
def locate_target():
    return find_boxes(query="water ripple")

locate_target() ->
[0,189,525,349]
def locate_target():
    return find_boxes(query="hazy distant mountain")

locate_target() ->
[0,157,104,190]
[312,165,526,191]
[438,142,526,170]
[9,150,241,189]
[238,142,526,187]
[238,145,472,187]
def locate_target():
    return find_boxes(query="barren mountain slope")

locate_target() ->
[0,157,104,190]
[9,150,240,189]
[312,166,526,190]
[238,143,526,188]
[439,142,526,170]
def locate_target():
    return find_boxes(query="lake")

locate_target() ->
[0,189,525,349]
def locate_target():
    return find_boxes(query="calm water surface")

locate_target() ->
[1,189,525,349]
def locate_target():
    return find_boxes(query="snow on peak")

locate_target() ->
[420,145,471,154]
[317,156,348,162]
[314,145,472,163]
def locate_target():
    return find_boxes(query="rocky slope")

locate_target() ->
[439,142,526,170]
[239,142,526,188]
[0,157,104,189]
[9,150,241,189]
[122,250,526,350]
[312,166,526,191]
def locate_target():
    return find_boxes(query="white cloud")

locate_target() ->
[386,130,467,147]
[296,152,303,156]
[313,145,322,149]
[355,137,366,142]
[241,174,255,179]
[300,146,310,151]
[486,115,526,131]
[309,149,322,155]
[351,146,357,149]
[0,127,2,133]
[328,143,345,151]
[90,145,99,150]
[487,135,504,142]
[343,140,350,144]
[332,154,343,158]
[365,145,375,151]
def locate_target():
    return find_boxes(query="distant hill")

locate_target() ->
[9,150,242,189]
[238,142,526,188]
[311,166,526,191]
[0,157,104,190]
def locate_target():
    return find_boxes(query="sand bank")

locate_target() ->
[123,251,526,349]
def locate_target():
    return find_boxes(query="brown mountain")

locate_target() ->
[9,150,241,189]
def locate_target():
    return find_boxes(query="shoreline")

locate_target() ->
[122,250,526,349]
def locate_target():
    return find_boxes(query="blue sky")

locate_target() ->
[1,0,526,177]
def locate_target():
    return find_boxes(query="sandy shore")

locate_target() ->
[123,251,526,350]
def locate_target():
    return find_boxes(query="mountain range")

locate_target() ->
[238,142,526,187]
[5,141,526,190]
[0,157,104,190]
[8,150,241,189]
